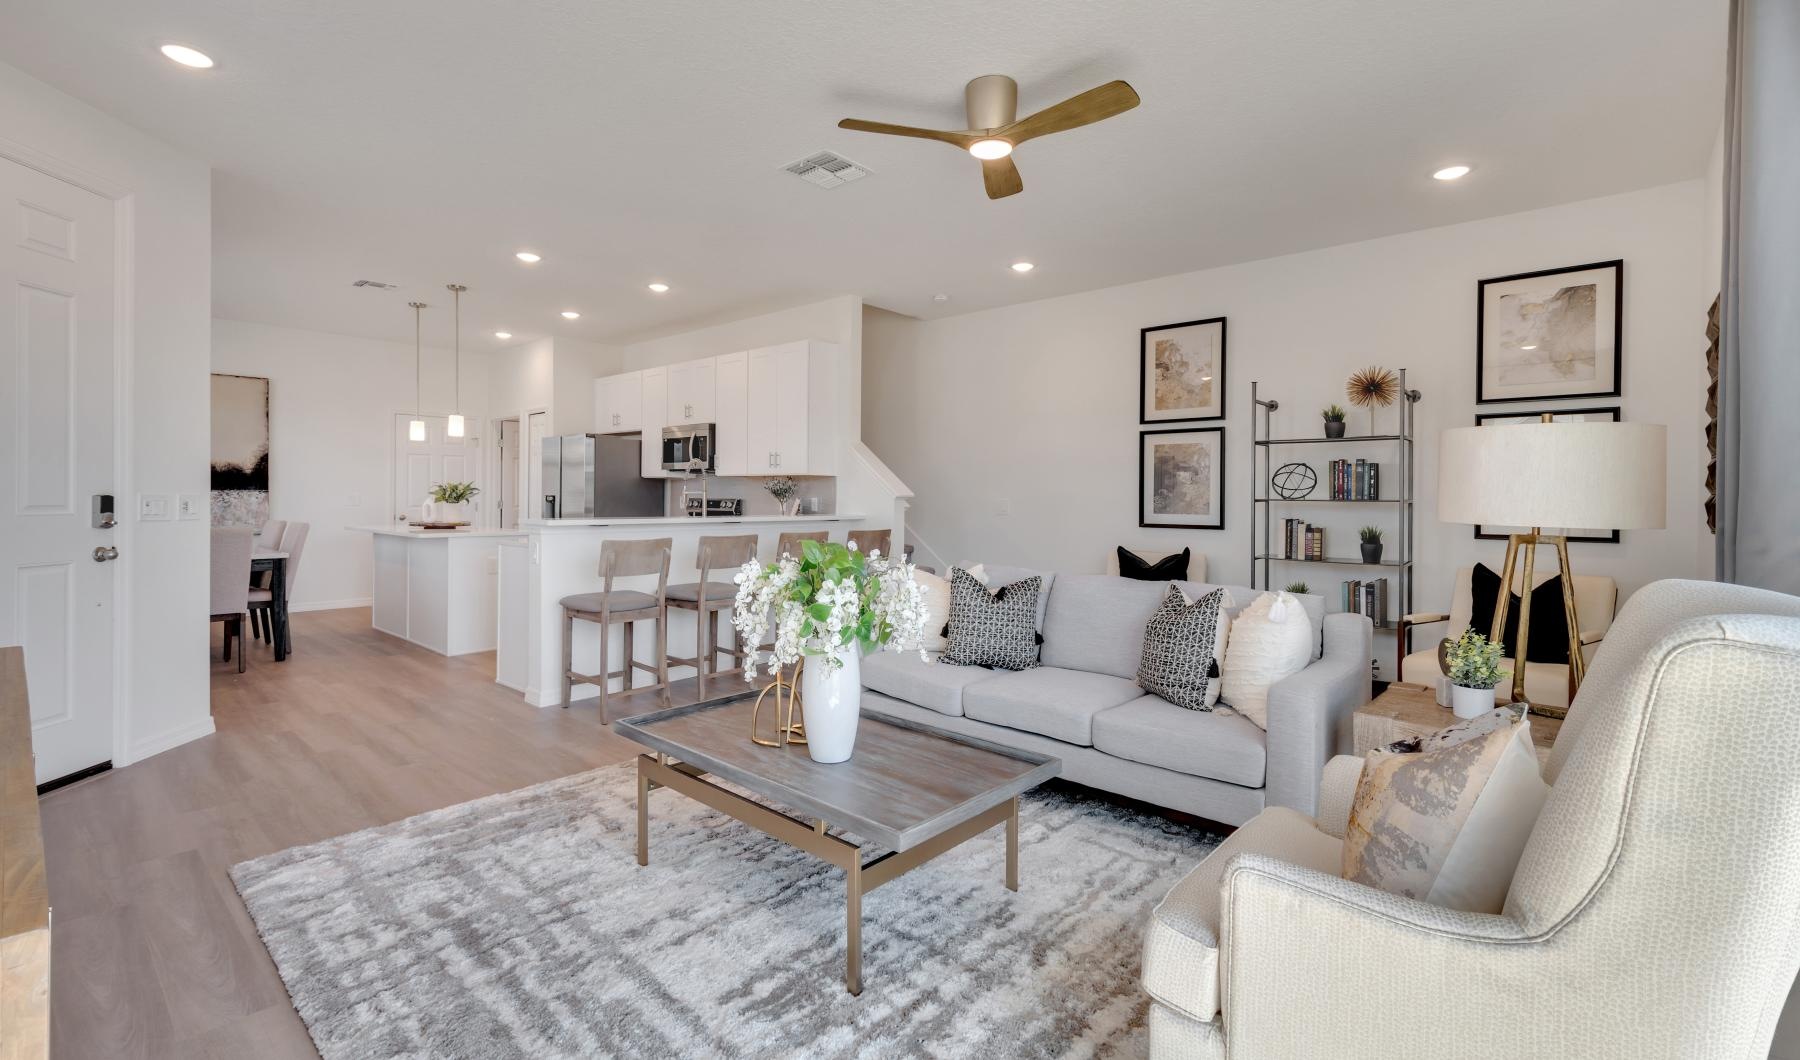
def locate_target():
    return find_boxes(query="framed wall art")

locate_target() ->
[1140,316,1225,423]
[1140,427,1225,530]
[1476,260,1622,404]
[211,372,271,527]
[1471,405,1622,542]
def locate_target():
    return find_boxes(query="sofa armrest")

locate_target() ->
[1263,613,1371,817]
[1314,755,1365,839]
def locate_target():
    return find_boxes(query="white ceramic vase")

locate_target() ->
[1450,682,1493,720]
[801,646,862,763]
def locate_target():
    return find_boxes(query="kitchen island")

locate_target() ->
[353,525,528,656]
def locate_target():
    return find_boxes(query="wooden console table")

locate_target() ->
[0,647,49,1059]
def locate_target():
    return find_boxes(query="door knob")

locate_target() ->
[92,546,119,562]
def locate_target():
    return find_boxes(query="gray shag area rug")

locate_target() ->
[230,761,1222,1059]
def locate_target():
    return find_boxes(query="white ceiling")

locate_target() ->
[0,0,1725,350]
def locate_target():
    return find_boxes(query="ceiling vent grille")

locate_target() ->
[351,279,399,289]
[783,150,871,189]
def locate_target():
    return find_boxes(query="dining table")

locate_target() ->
[251,546,291,661]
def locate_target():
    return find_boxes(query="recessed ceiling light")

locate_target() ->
[159,44,214,68]
[969,139,1013,160]
[1520,344,1537,350]
[1433,164,1472,181]
[515,251,542,263]
[561,310,580,320]
[647,283,670,293]
[932,293,950,303]
[494,331,512,340]
[1010,261,1035,273]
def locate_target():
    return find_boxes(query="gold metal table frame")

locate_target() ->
[635,752,1020,996]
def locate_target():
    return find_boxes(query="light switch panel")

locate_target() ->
[177,494,205,520]
[138,494,171,521]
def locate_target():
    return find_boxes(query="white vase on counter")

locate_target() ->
[801,646,862,763]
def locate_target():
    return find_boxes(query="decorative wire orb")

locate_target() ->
[1271,462,1318,499]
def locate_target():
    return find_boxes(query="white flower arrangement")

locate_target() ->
[732,538,929,680]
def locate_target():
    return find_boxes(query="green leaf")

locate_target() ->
[801,539,825,565]
[807,602,832,623]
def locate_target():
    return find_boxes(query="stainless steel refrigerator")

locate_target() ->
[540,434,664,519]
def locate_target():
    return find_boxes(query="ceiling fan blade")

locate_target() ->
[837,118,977,149]
[1001,80,1140,145]
[982,156,1023,199]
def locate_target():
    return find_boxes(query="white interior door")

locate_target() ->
[393,414,477,523]
[497,418,519,529]
[525,410,549,520]
[0,157,118,784]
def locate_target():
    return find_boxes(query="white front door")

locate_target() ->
[393,414,477,523]
[0,157,119,784]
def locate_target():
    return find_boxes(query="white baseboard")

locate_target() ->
[125,716,217,766]
[289,597,374,613]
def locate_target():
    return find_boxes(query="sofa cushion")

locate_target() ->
[1137,585,1232,711]
[1178,582,1325,661]
[943,568,1043,670]
[1040,574,1168,679]
[1091,695,1268,787]
[967,563,1056,631]
[860,650,994,717]
[961,667,1144,746]
[1143,806,1343,1022]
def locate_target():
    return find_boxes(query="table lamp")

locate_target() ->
[1437,416,1666,709]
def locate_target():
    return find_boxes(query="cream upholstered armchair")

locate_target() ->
[1143,579,1800,1060]
[1398,565,1617,711]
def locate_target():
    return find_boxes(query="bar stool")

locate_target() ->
[775,529,828,561]
[664,534,759,691]
[846,528,891,558]
[561,538,671,722]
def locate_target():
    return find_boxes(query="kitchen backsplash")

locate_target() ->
[662,475,837,517]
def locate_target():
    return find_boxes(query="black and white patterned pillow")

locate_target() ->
[1137,585,1228,711]
[941,567,1042,670]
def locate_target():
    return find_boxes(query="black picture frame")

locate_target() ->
[1139,426,1226,530]
[1140,316,1226,424]
[1476,259,1622,405]
[1471,405,1622,543]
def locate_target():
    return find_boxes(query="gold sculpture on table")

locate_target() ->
[749,660,807,747]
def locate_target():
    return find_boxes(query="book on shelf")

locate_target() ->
[1341,576,1390,625]
[1325,458,1381,500]
[1281,519,1325,560]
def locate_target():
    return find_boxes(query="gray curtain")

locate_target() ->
[1717,0,1800,594]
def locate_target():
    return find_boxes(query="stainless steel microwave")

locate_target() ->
[661,423,715,472]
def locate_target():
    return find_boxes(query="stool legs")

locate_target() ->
[560,608,575,709]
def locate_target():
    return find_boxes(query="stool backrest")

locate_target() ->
[210,527,254,616]
[697,534,759,580]
[775,530,828,561]
[277,521,311,594]
[846,528,891,558]
[601,537,671,599]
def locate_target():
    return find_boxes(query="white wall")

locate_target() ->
[211,318,488,610]
[866,180,1712,674]
[0,60,214,763]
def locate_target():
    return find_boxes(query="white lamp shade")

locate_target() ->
[1438,421,1667,530]
[408,418,426,442]
[446,413,465,438]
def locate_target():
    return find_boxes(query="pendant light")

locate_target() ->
[445,283,467,438]
[408,301,428,442]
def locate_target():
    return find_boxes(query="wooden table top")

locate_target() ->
[1357,681,1562,760]
[615,695,1063,851]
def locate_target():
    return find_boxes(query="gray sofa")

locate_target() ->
[859,568,1372,826]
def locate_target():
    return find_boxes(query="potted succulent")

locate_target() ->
[1359,525,1384,564]
[733,539,929,763]
[1322,404,1347,439]
[426,481,479,523]
[1284,581,1310,595]
[1444,627,1508,719]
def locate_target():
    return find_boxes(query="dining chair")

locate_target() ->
[664,534,759,690]
[249,518,287,640]
[846,528,891,558]
[251,521,309,652]
[210,527,255,673]
[561,538,671,722]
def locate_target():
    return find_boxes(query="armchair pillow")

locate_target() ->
[941,567,1043,671]
[1117,546,1191,581]
[1219,591,1312,729]
[1137,585,1232,710]
[1342,709,1549,914]
[1468,562,1572,664]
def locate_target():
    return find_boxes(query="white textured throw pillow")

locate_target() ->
[1220,591,1313,729]
[915,569,952,653]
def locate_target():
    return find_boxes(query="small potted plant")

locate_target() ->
[1322,404,1347,439]
[1284,581,1310,595]
[427,481,479,523]
[1444,627,1508,719]
[764,476,799,516]
[1359,525,1384,564]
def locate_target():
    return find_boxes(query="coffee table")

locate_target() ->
[614,694,1063,995]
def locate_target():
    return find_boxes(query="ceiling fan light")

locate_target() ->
[969,139,1013,160]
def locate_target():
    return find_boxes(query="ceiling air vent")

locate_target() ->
[351,279,399,289]
[783,150,871,189]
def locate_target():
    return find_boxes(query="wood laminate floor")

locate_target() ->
[39,607,692,1060]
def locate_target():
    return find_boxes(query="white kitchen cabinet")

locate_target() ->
[665,357,715,425]
[743,340,838,475]
[640,367,669,479]
[713,351,749,477]
[593,371,643,434]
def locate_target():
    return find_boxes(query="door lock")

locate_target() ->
[92,546,119,563]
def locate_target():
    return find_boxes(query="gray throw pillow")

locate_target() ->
[942,567,1042,670]
[1137,585,1226,710]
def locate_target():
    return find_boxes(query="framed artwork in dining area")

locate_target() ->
[1139,427,1225,530]
[1476,260,1622,404]
[1140,316,1225,423]
[1471,405,1622,542]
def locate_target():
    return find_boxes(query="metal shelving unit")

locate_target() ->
[1251,371,1421,639]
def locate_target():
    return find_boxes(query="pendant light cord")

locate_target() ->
[409,301,427,420]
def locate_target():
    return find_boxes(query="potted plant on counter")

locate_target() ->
[426,481,479,524]
[733,539,929,763]
[764,476,799,516]
[1359,525,1384,564]
[1322,404,1347,438]
[1444,627,1508,719]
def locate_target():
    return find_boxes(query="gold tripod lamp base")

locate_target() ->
[1489,529,1585,720]
[749,661,807,747]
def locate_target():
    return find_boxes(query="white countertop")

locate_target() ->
[349,525,531,539]
[352,513,860,538]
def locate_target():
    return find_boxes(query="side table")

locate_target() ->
[1352,682,1562,769]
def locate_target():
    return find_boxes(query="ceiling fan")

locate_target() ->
[838,75,1140,200]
